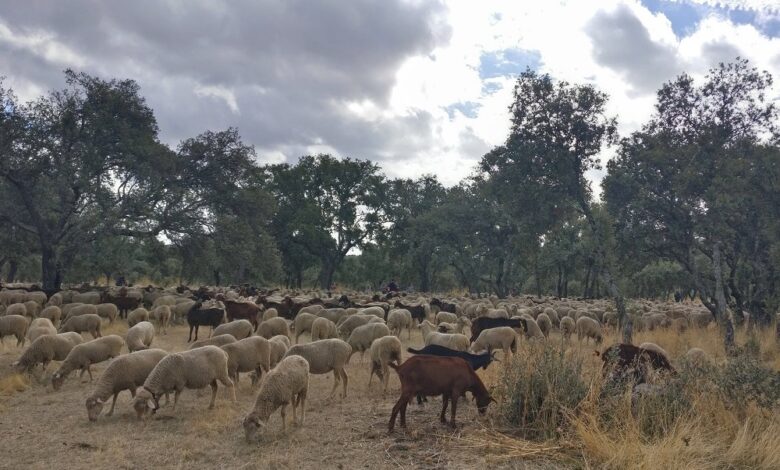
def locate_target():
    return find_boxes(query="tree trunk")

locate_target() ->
[318,257,337,290]
[213,269,221,286]
[583,263,592,298]
[713,243,736,354]
[6,259,18,283]
[419,263,430,293]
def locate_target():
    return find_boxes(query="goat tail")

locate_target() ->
[406,347,423,354]
[389,362,399,371]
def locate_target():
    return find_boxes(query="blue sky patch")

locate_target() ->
[641,0,780,38]
[478,48,541,80]
[445,101,481,119]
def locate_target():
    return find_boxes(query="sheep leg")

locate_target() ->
[297,391,307,426]
[209,381,218,409]
[87,366,93,381]
[107,392,119,416]
[328,370,341,398]
[173,389,182,411]
[220,377,236,402]
[340,368,348,398]
[381,363,389,394]
[440,395,449,423]
[280,404,287,432]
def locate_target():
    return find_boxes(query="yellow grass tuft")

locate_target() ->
[0,373,30,397]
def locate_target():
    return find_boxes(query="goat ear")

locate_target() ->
[147,399,156,410]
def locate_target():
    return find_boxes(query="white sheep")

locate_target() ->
[576,316,603,344]
[337,314,384,339]
[518,314,545,340]
[24,300,41,318]
[310,317,338,341]
[262,308,278,321]
[560,316,575,341]
[368,335,402,394]
[243,354,309,441]
[470,326,518,360]
[13,332,84,373]
[284,339,352,398]
[85,348,169,421]
[257,317,291,340]
[52,335,125,389]
[387,309,413,339]
[4,303,28,317]
[436,316,471,335]
[347,322,391,360]
[40,305,62,327]
[127,308,150,327]
[298,304,324,316]
[62,303,98,321]
[132,345,236,418]
[0,314,29,347]
[639,342,669,359]
[358,306,385,319]
[221,336,271,385]
[293,312,318,343]
[685,347,711,366]
[317,308,350,324]
[536,313,552,337]
[126,321,155,352]
[150,305,171,335]
[95,303,119,324]
[435,311,458,325]
[59,314,103,339]
[418,320,469,352]
[189,334,238,350]
[27,318,57,342]
[213,319,254,340]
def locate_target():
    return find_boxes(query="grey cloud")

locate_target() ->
[586,5,682,95]
[701,41,743,66]
[0,0,451,170]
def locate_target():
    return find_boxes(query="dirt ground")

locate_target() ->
[0,323,558,470]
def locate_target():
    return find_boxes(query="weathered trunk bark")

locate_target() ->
[213,269,221,287]
[713,243,736,354]
[318,257,337,290]
[6,259,18,283]
[583,263,592,298]
[419,264,430,293]
[41,246,62,291]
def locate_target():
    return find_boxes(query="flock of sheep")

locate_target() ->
[0,284,717,440]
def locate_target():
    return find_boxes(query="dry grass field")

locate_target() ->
[1,319,778,469]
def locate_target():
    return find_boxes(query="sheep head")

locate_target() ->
[243,412,267,442]
[85,397,105,422]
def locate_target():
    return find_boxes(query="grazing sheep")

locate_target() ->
[560,316,575,341]
[243,355,309,441]
[368,335,402,394]
[172,300,196,323]
[257,317,291,340]
[298,304,324,316]
[518,314,545,340]
[359,306,385,319]
[638,342,669,360]
[262,308,278,321]
[150,305,171,335]
[27,318,57,342]
[685,347,711,366]
[317,308,350,325]
[470,327,517,360]
[95,303,119,324]
[85,349,169,421]
[23,300,41,318]
[73,292,101,304]
[337,314,383,339]
[293,312,318,343]
[39,305,62,327]
[602,311,618,328]
[268,336,290,368]
[0,315,30,347]
[132,345,235,418]
[59,314,103,339]
[347,323,391,360]
[387,309,413,339]
[52,335,125,389]
[671,317,688,333]
[435,311,458,325]
[576,316,603,344]
[283,339,352,398]
[536,313,552,337]
[126,321,156,352]
[310,317,337,341]
[213,319,254,340]
[221,336,272,385]
[13,333,84,373]
[3,302,27,317]
[127,308,150,328]
[189,334,238,350]
[419,320,470,352]
[63,304,98,321]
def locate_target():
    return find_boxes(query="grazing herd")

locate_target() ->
[1,284,717,441]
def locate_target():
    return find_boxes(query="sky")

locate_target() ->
[1,0,779,189]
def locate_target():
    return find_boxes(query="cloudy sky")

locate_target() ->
[1,0,779,187]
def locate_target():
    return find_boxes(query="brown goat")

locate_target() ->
[219,298,261,330]
[388,356,494,432]
[596,343,676,385]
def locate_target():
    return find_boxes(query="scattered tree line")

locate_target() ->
[1,59,778,334]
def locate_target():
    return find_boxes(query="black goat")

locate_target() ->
[186,302,226,342]
[430,298,457,314]
[469,317,526,343]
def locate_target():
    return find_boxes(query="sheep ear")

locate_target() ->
[147,399,156,410]
[490,397,497,404]
[96,398,106,405]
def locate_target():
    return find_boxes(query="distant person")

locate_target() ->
[387,279,399,292]
[115,275,127,287]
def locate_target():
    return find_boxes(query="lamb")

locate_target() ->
[213,319,254,340]
[52,335,125,389]
[85,349,169,421]
[257,317,291,340]
[40,305,62,326]
[132,345,235,418]
[283,339,352,398]
[560,316,575,341]
[293,312,318,343]
[127,308,150,327]
[262,308,278,321]
[576,316,602,344]
[95,303,119,324]
[310,317,338,341]
[243,355,309,441]
[150,305,171,335]
[221,336,271,385]
[337,314,383,339]
[347,323,391,360]
[59,314,103,339]
[470,327,517,360]
[388,356,494,432]
[0,314,29,347]
[188,334,238,350]
[126,321,156,352]
[27,318,57,342]
[387,309,413,339]
[419,320,469,352]
[536,313,552,337]
[63,304,98,321]
[13,332,84,373]
[368,335,402,394]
